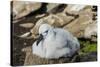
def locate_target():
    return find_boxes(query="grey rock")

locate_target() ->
[47,3,60,12]
[84,22,97,41]
[63,7,94,38]
[19,23,34,28]
[12,1,41,20]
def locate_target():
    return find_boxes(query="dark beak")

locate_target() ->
[36,34,43,46]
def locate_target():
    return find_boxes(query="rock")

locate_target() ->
[56,13,74,26]
[84,22,97,41]
[63,4,89,14]
[69,5,86,12]
[46,3,60,12]
[12,1,41,19]
[19,32,37,39]
[47,3,66,13]
[63,7,94,38]
[35,14,46,18]
[19,32,31,38]
[19,23,34,28]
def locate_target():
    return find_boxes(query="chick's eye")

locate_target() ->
[45,30,48,33]
[42,30,48,36]
[43,30,48,36]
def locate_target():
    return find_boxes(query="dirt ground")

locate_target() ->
[11,15,36,66]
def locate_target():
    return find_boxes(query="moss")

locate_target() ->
[79,40,97,55]
[82,44,97,53]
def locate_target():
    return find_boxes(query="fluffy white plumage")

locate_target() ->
[32,24,80,59]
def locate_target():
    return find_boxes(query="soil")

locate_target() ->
[11,16,36,66]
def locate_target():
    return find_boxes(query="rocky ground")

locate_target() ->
[11,1,97,66]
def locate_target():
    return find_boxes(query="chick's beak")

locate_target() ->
[36,34,43,46]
